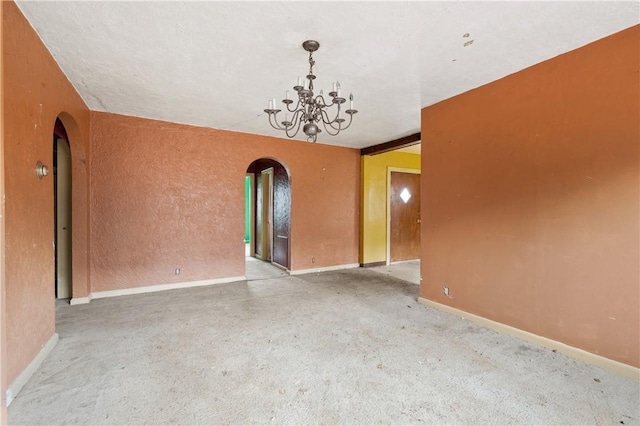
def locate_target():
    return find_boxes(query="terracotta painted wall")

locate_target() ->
[90,112,359,292]
[361,151,421,265]
[3,2,90,384]
[0,0,7,418]
[421,26,639,367]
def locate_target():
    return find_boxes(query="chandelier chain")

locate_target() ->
[308,52,315,92]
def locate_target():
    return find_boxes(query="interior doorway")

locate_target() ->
[244,174,252,256]
[259,167,274,262]
[54,119,72,299]
[245,159,291,279]
[387,168,421,264]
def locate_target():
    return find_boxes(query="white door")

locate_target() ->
[55,137,72,299]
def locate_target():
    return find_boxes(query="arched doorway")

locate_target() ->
[53,118,72,299]
[246,158,291,276]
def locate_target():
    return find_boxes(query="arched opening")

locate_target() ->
[53,118,72,299]
[245,158,291,280]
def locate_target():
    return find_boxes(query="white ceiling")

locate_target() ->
[16,1,639,149]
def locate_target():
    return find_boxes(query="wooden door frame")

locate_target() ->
[261,167,274,262]
[386,167,420,265]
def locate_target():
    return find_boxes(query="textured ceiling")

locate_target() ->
[15,1,639,149]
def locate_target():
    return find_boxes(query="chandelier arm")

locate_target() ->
[293,107,306,125]
[284,110,304,138]
[320,103,342,126]
[341,114,353,130]
[314,95,331,108]
[339,113,355,131]
[281,105,304,127]
[319,110,342,136]
[320,119,342,136]
[284,119,302,139]
[319,107,345,132]
[318,109,334,127]
[267,113,286,131]
[323,120,343,132]
[285,98,304,113]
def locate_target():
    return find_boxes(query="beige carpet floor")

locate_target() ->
[8,268,639,425]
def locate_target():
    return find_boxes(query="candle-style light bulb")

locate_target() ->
[285,90,289,100]
[332,82,337,92]
[297,76,302,87]
[272,98,277,108]
[268,99,273,110]
[349,93,353,109]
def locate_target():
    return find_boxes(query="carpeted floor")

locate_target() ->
[8,268,639,425]
[367,259,420,285]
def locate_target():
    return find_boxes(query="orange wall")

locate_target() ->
[3,1,90,384]
[0,0,7,419]
[421,26,639,367]
[90,112,359,291]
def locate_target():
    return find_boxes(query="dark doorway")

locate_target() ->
[53,118,72,299]
[246,159,291,270]
[390,171,420,262]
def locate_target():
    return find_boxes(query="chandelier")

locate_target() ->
[264,40,358,143]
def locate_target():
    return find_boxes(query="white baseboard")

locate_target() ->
[418,297,639,381]
[6,333,59,406]
[289,263,359,276]
[89,276,246,300]
[70,296,91,305]
[69,276,246,304]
